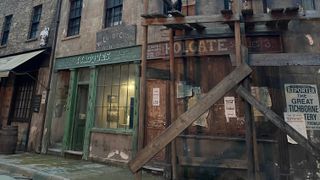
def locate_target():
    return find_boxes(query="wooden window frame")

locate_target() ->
[29,5,42,39]
[1,15,13,46]
[67,0,83,36]
[104,0,123,28]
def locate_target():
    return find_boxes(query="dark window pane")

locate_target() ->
[67,0,82,36]
[1,15,12,45]
[105,0,123,27]
[29,5,42,39]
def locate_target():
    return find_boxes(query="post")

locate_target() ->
[169,29,177,179]
[135,0,149,179]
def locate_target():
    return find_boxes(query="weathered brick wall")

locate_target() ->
[0,0,58,56]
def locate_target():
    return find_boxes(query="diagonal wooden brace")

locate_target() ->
[128,64,252,173]
[236,85,320,158]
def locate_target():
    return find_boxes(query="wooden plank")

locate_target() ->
[249,53,320,66]
[146,68,170,80]
[236,85,320,158]
[178,156,247,170]
[169,29,177,180]
[128,64,252,173]
[245,11,320,23]
[142,14,240,26]
[188,23,206,30]
[168,10,185,17]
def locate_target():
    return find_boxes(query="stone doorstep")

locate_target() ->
[0,161,69,180]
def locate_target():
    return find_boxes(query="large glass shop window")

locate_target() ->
[95,63,135,129]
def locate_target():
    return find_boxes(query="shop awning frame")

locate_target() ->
[0,50,45,78]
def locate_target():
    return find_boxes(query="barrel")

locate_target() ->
[0,126,18,154]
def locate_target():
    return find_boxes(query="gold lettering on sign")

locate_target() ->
[218,39,228,51]
[198,40,208,53]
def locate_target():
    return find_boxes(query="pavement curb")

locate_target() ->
[0,161,69,180]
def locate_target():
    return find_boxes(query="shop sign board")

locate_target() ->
[285,84,320,130]
[147,36,282,59]
[55,46,141,70]
[96,25,136,51]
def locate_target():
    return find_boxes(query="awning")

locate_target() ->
[0,50,45,77]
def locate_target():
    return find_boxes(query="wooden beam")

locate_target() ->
[178,157,247,170]
[244,11,320,23]
[128,64,252,173]
[249,53,320,66]
[142,14,240,26]
[236,85,320,158]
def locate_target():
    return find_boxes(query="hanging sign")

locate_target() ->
[285,84,320,130]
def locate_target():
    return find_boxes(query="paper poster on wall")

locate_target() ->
[176,81,192,98]
[152,88,160,106]
[41,91,47,104]
[224,96,237,123]
[188,89,209,128]
[284,112,308,144]
[285,84,320,130]
[251,87,272,117]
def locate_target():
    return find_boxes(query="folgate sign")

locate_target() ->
[147,36,282,59]
[285,84,320,130]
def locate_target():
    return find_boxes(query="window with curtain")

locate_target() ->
[29,5,42,39]
[105,0,123,27]
[1,15,13,46]
[95,63,136,129]
[67,0,83,36]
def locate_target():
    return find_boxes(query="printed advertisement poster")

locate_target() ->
[284,112,308,144]
[152,88,160,106]
[224,96,237,123]
[285,84,320,130]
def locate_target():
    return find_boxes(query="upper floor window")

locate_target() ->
[301,0,315,10]
[67,0,82,36]
[29,5,42,39]
[105,0,123,28]
[1,15,13,46]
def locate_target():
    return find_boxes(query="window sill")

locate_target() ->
[91,127,133,135]
[0,45,7,49]
[62,34,80,41]
[25,38,38,43]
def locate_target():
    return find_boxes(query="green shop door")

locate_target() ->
[72,85,89,151]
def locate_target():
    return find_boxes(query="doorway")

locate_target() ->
[71,85,89,151]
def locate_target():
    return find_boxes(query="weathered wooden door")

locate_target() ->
[72,85,88,151]
[145,79,169,161]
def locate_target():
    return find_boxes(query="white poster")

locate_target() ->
[284,112,308,144]
[41,91,47,104]
[285,84,320,130]
[224,96,237,123]
[152,88,160,106]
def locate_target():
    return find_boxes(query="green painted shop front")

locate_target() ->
[51,46,141,160]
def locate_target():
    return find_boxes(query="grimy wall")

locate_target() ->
[0,0,58,56]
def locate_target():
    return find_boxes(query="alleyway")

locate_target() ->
[0,153,164,180]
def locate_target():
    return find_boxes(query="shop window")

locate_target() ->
[67,0,82,36]
[1,15,13,46]
[29,5,42,39]
[105,0,123,28]
[10,75,36,123]
[95,63,135,129]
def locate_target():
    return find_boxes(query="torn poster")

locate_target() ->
[176,81,192,98]
[188,88,209,128]
[251,87,272,117]
[224,96,237,123]
[284,112,308,144]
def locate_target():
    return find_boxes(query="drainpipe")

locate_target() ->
[39,0,63,153]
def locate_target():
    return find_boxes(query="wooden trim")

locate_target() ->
[142,14,240,26]
[236,85,320,158]
[177,134,277,143]
[91,127,133,135]
[132,63,141,156]
[249,53,320,66]
[244,11,320,23]
[128,64,252,173]
[82,68,97,160]
[63,69,78,151]
[178,156,248,170]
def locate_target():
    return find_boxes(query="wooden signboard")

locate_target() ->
[147,36,282,59]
